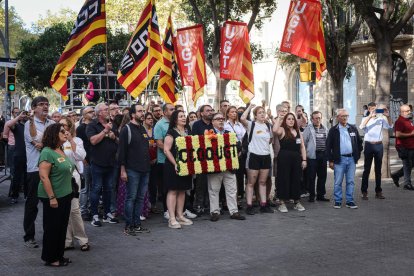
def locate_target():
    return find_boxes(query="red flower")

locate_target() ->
[185,136,195,175]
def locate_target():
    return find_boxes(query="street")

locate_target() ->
[0,148,414,276]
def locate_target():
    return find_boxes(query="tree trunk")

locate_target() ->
[331,78,344,110]
[374,35,393,106]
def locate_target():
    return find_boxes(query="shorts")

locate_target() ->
[247,152,271,170]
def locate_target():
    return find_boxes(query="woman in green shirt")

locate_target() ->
[38,123,74,267]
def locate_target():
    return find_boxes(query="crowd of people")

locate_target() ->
[3,95,414,266]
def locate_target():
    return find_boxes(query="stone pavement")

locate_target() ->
[1,149,414,276]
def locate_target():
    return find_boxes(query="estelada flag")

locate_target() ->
[117,0,163,98]
[50,0,107,100]
[220,21,254,103]
[280,0,326,80]
[174,24,207,106]
[157,13,179,104]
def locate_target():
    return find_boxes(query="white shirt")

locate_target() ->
[246,120,272,155]
[63,137,86,174]
[224,120,246,142]
[359,116,391,142]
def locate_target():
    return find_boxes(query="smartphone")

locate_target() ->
[375,109,384,114]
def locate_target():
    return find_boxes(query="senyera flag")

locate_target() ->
[117,0,163,98]
[220,21,254,103]
[157,13,179,104]
[174,24,207,106]
[280,0,326,80]
[50,0,107,100]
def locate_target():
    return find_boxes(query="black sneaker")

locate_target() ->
[103,213,119,224]
[124,227,136,236]
[24,239,39,248]
[260,205,274,214]
[134,226,150,233]
[391,174,400,187]
[346,202,358,209]
[245,206,255,215]
[194,206,204,217]
[91,216,102,227]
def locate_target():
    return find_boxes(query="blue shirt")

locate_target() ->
[154,117,170,163]
[338,124,352,155]
[191,119,213,135]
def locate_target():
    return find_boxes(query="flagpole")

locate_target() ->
[183,87,189,112]
[269,58,280,108]
[105,40,110,102]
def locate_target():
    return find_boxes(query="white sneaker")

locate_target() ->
[184,209,197,219]
[140,215,146,221]
[164,211,170,220]
[294,202,306,211]
[278,204,288,213]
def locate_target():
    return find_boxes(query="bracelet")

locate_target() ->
[49,195,56,200]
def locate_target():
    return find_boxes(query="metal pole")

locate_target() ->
[269,58,280,108]
[5,0,11,120]
[309,82,314,113]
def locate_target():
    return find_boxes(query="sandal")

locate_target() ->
[45,260,68,267]
[80,243,90,251]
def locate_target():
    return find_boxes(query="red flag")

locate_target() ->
[280,0,326,79]
[174,24,207,105]
[220,21,254,103]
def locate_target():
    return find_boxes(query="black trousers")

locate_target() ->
[9,155,27,199]
[236,155,246,197]
[23,172,40,242]
[276,150,301,201]
[152,163,167,211]
[307,152,327,200]
[361,142,383,193]
[41,194,72,263]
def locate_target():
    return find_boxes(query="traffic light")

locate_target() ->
[6,67,16,92]
[299,62,316,82]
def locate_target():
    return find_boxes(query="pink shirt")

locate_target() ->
[3,120,15,145]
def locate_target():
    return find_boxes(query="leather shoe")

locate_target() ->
[391,174,400,187]
[210,213,220,222]
[361,192,368,200]
[316,197,330,202]
[230,212,246,220]
[375,192,385,199]
[404,184,414,191]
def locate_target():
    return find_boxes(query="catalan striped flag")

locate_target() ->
[280,0,326,80]
[50,0,107,100]
[117,0,163,98]
[175,25,207,106]
[157,14,179,104]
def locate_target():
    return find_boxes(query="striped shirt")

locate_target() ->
[314,125,326,152]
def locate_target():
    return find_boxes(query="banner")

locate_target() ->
[175,133,239,176]
[157,13,179,104]
[174,24,207,105]
[50,0,106,100]
[280,0,326,80]
[117,0,163,98]
[220,21,254,103]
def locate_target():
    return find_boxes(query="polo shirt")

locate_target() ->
[395,116,414,149]
[154,117,170,164]
[86,119,118,167]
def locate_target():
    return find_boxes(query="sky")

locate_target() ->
[11,0,85,27]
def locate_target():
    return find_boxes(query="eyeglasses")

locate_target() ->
[37,102,49,107]
[339,115,349,118]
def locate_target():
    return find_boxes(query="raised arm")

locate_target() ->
[240,104,255,128]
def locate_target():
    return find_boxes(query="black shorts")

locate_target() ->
[247,152,271,170]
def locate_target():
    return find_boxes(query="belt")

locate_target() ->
[341,154,353,157]
[366,141,382,145]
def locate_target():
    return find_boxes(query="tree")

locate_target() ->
[183,0,277,107]
[31,8,77,34]
[17,23,130,96]
[323,0,362,110]
[351,0,414,104]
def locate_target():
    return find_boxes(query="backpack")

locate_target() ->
[241,121,271,155]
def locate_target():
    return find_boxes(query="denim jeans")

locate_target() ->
[333,156,356,204]
[90,164,114,217]
[80,163,92,215]
[361,142,383,193]
[124,169,149,227]
[402,149,414,186]
[110,166,120,213]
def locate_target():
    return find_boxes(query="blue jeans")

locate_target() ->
[124,169,149,227]
[80,163,92,215]
[90,164,114,217]
[333,156,356,204]
[110,166,120,213]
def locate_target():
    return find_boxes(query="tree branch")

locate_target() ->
[382,0,395,22]
[224,0,230,21]
[391,2,414,38]
[247,0,261,32]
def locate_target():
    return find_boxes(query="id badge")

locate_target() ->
[350,132,356,137]
[316,133,324,138]
[296,138,301,144]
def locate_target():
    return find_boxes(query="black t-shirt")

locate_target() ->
[191,119,213,135]
[86,119,118,167]
[118,123,150,172]
[76,123,91,163]
[11,122,26,157]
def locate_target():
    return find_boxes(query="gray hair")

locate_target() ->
[336,108,347,116]
[276,104,284,112]
[95,103,107,116]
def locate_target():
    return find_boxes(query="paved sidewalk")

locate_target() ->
[0,150,414,275]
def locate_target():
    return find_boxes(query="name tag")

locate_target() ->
[257,130,263,134]
[296,138,301,144]
[350,132,356,137]
[316,133,324,138]
[57,157,65,163]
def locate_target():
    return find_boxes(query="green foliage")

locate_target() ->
[31,8,77,34]
[17,23,130,95]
